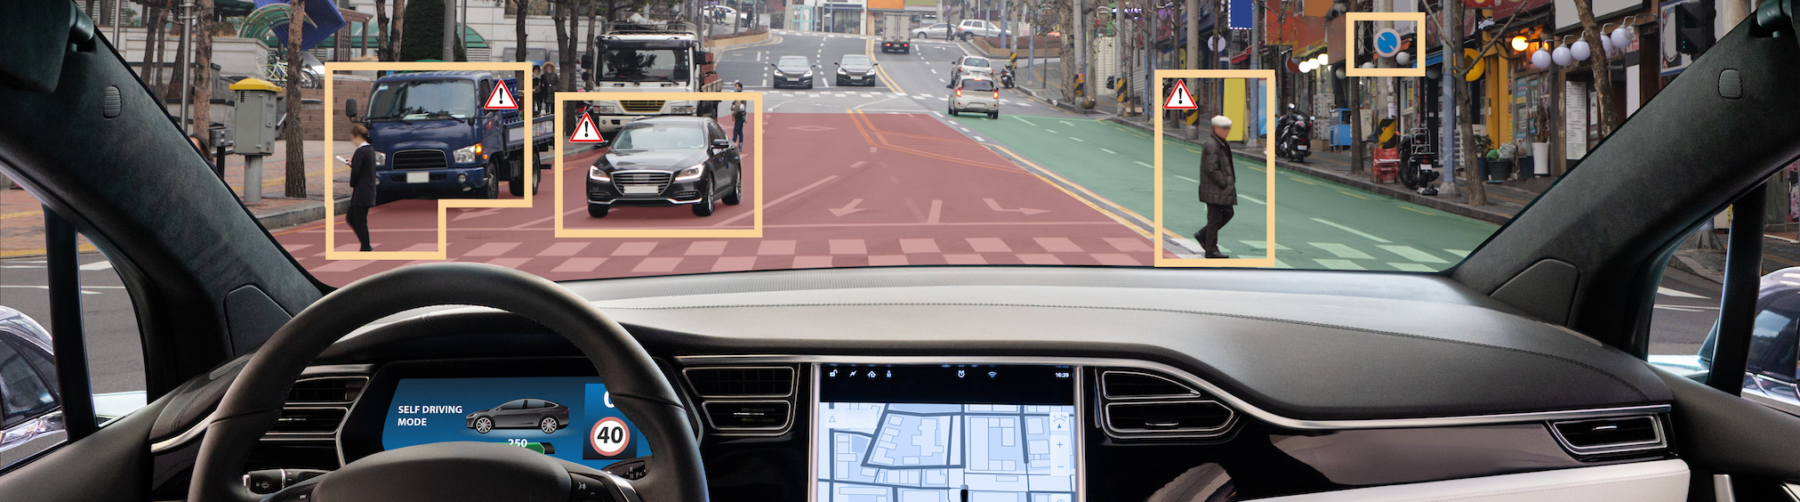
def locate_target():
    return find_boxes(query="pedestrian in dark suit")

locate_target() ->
[347,125,377,252]
[1195,115,1237,259]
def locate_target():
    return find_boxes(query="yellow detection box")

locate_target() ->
[1345,12,1427,77]
[323,61,535,261]
[1152,70,1277,268]
[553,92,764,238]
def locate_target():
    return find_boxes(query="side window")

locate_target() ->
[1748,298,1800,383]
[0,338,57,426]
[501,400,525,410]
[524,399,544,409]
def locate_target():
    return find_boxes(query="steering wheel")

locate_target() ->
[186,263,709,502]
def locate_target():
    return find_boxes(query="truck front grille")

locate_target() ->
[392,150,447,170]
[619,100,666,113]
[613,171,672,194]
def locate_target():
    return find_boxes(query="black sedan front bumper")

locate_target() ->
[588,171,706,206]
[772,73,813,87]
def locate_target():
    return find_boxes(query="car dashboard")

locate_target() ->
[139,267,1688,501]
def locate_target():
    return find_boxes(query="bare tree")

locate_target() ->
[375,0,392,60]
[392,0,407,58]
[514,0,530,63]
[285,0,307,199]
[147,1,170,100]
[1571,0,1615,138]
[191,0,216,136]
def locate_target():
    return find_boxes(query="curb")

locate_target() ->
[257,197,352,231]
[1104,117,1515,226]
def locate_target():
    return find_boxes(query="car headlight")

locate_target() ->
[674,163,705,182]
[374,152,386,166]
[453,143,483,164]
[838,67,848,75]
[670,105,694,114]
[803,70,813,78]
[588,165,611,182]
[592,102,619,113]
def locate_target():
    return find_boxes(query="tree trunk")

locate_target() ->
[392,0,407,58]
[375,0,391,61]
[285,0,308,199]
[1571,0,1615,136]
[585,2,599,88]
[1447,0,1485,205]
[192,0,215,136]
[147,4,168,99]
[514,0,529,63]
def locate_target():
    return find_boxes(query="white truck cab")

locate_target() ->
[586,22,723,134]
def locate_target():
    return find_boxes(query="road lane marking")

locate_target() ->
[1099,148,1117,155]
[1398,205,1435,215]
[1314,259,1366,270]
[1174,175,1199,183]
[1311,218,1392,243]
[1659,287,1708,299]
[1069,137,1084,142]
[1238,240,1291,250]
[1389,263,1436,272]
[710,175,840,227]
[1377,245,1449,263]
[1044,129,1057,134]
[1308,242,1373,259]
[1337,190,1369,200]
[1239,195,1265,205]
[1286,176,1316,185]
[1013,116,1037,126]
[927,200,942,223]
[982,143,1155,239]
[1133,161,1152,168]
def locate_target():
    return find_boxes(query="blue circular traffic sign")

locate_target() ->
[1375,29,1400,58]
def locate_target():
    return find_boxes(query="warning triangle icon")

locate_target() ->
[1165,80,1198,110]
[570,113,604,143]
[486,83,519,110]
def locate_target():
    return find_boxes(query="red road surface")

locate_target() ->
[275,113,1154,284]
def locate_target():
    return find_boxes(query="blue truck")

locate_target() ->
[344,70,557,199]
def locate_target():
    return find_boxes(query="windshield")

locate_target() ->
[777,56,809,71]
[611,122,706,151]
[600,48,691,82]
[366,79,477,120]
[264,24,1511,302]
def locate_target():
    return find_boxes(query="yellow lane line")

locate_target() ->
[1399,205,1435,215]
[1338,190,1369,200]
[984,143,1158,240]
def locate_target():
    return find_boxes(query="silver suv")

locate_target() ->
[955,20,1009,40]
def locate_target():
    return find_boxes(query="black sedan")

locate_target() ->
[835,55,878,87]
[769,55,817,89]
[586,116,744,217]
[465,399,569,434]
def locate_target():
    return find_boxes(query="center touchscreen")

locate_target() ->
[815,364,1077,502]
[380,376,648,469]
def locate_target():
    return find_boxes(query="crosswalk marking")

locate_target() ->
[1238,240,1291,251]
[1309,242,1372,259]
[613,242,657,256]
[1389,263,1436,272]
[552,257,607,272]
[1033,237,1083,252]
[900,238,940,253]
[966,237,1012,252]
[1314,259,1366,270]
[466,242,520,256]
[1377,245,1448,263]
[1311,218,1392,243]
[712,256,757,271]
[1444,249,1471,257]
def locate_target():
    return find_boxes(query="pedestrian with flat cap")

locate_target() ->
[1195,115,1237,259]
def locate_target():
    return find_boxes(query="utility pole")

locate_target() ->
[1185,0,1196,136]
[1438,0,1459,196]
[1248,0,1261,147]
[1073,0,1084,102]
[442,0,455,61]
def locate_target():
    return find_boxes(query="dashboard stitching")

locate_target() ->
[602,301,1652,400]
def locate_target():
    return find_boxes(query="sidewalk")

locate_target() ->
[2,140,350,258]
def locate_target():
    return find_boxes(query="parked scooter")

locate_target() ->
[1398,128,1441,195]
[1000,64,1016,89]
[1274,104,1312,163]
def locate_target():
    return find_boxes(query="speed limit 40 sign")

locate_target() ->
[589,417,631,457]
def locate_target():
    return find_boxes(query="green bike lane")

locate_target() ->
[952,115,1500,271]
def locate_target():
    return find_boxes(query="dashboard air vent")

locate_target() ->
[1104,401,1234,436]
[702,401,792,431]
[1550,416,1665,455]
[269,408,348,434]
[684,366,795,397]
[1102,371,1200,399]
[286,377,368,403]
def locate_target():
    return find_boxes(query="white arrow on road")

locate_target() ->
[830,199,867,216]
[984,198,1048,215]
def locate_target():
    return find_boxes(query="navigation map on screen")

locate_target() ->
[815,365,1077,502]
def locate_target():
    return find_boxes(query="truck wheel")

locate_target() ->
[587,204,610,218]
[529,159,542,195]
[507,157,527,197]
[479,161,500,199]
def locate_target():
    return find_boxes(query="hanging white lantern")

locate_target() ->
[1360,62,1375,69]
[1395,51,1412,66]
[1571,40,1591,61]
[1552,45,1573,66]
[1531,49,1554,69]
[1300,61,1314,73]
[1335,68,1347,79]
[1610,26,1632,53]
[1600,34,1614,56]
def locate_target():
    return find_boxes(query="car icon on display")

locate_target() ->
[465,399,570,434]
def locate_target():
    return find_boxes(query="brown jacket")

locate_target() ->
[1198,132,1237,206]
